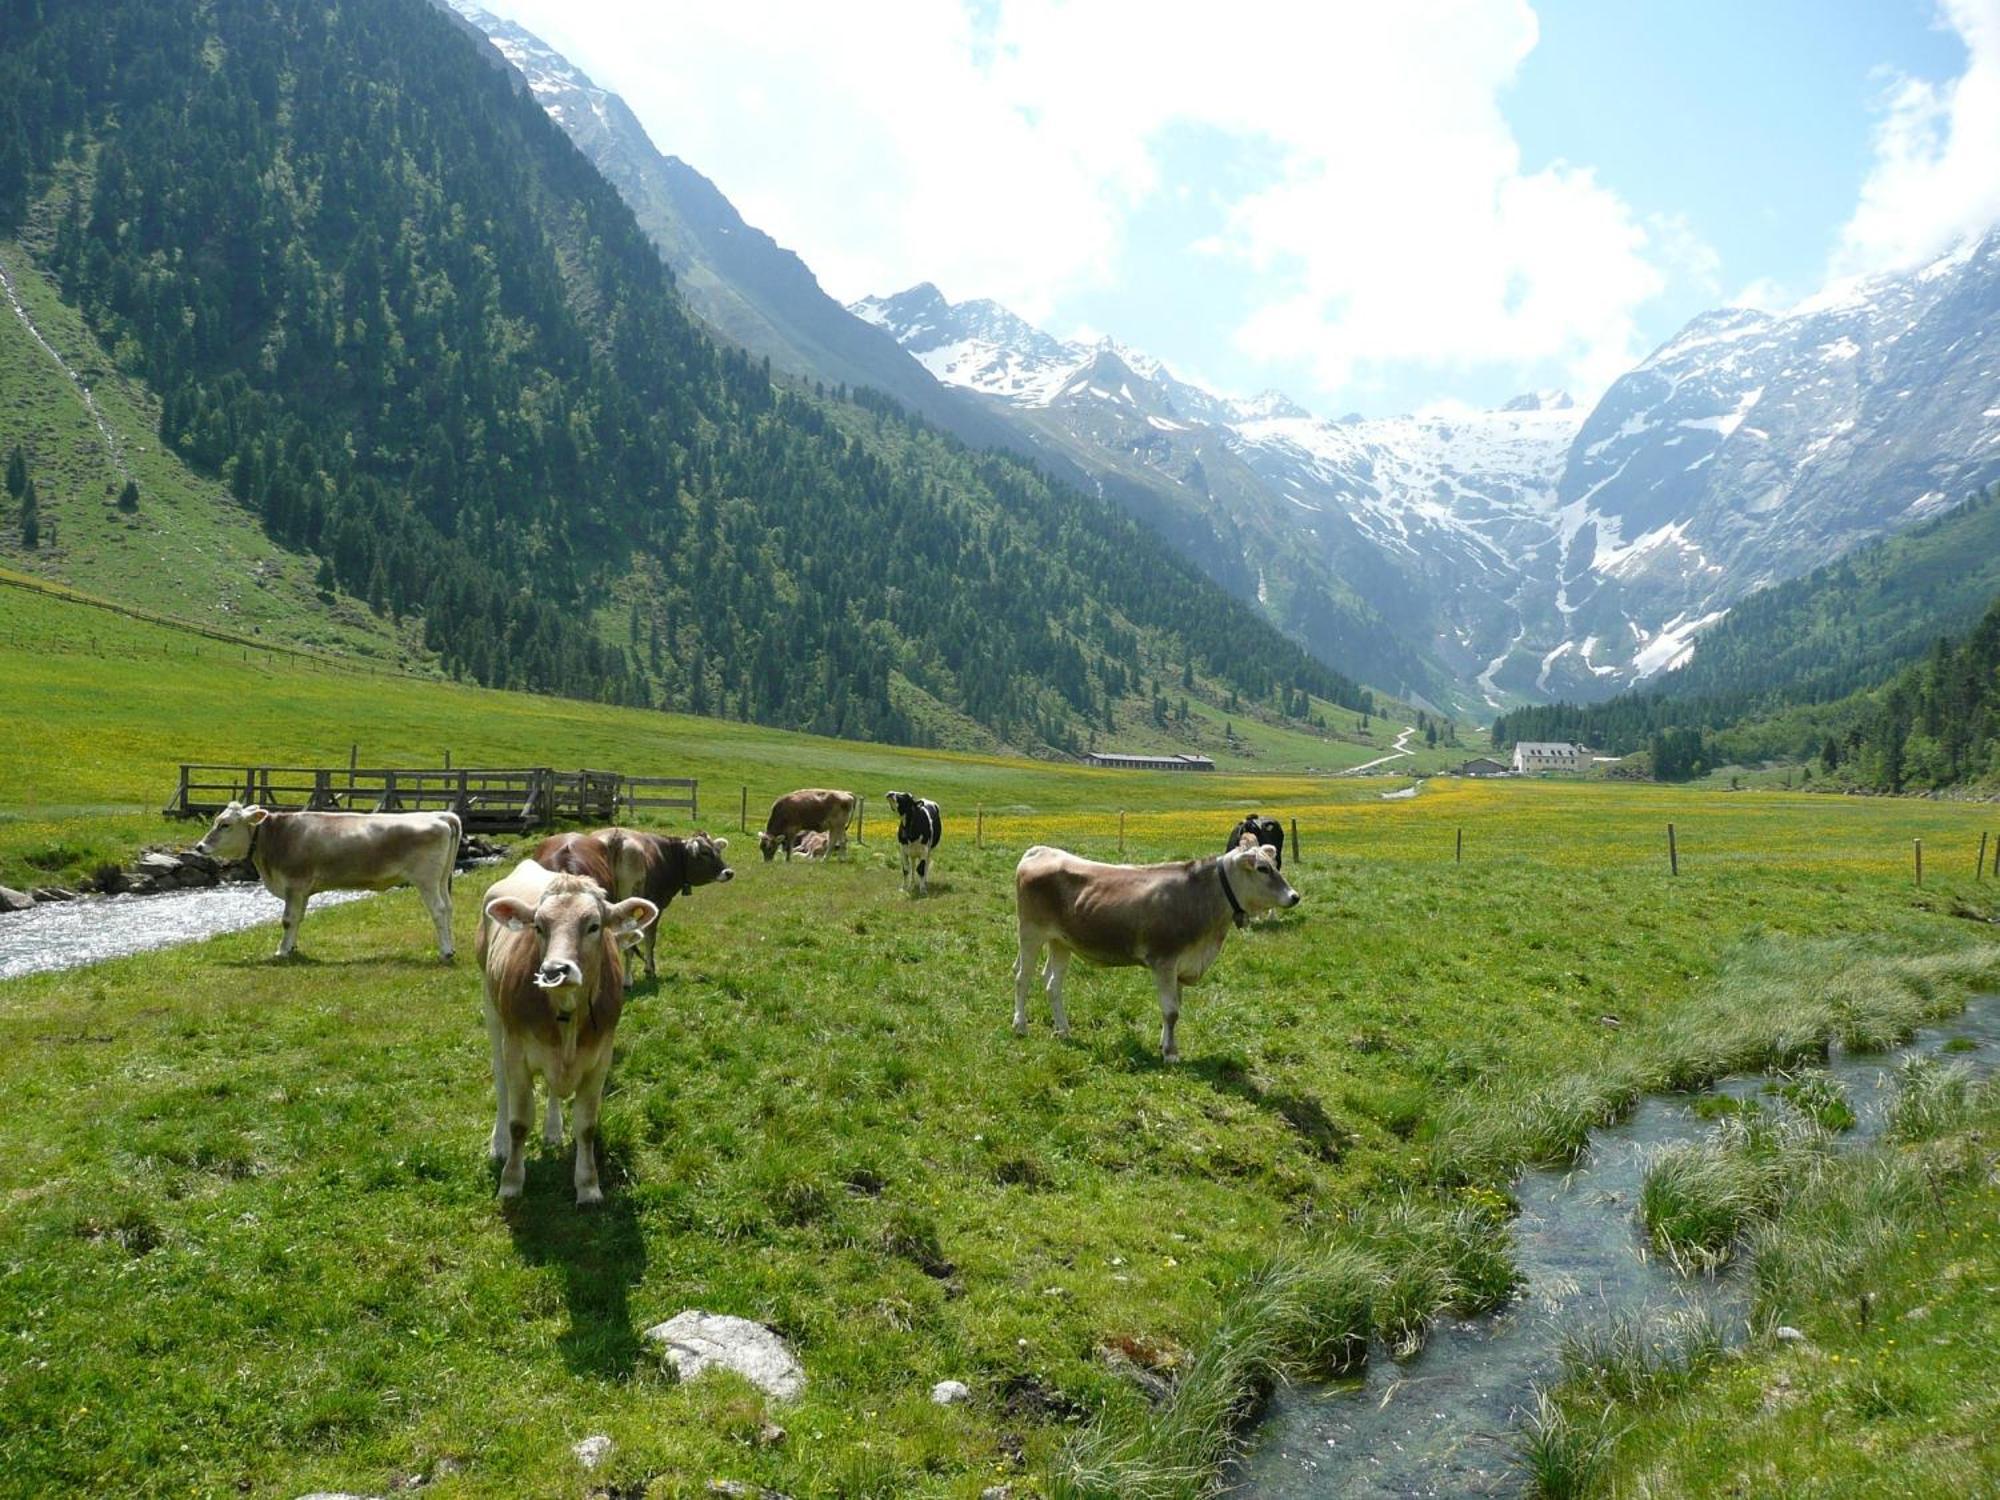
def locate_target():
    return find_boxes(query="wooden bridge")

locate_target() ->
[165,764,698,834]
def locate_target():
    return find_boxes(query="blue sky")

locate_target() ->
[483,1,1998,417]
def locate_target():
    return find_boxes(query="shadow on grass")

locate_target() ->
[503,1145,649,1378]
[1112,1034,1352,1161]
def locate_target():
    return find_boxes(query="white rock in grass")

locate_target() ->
[572,1433,613,1469]
[644,1311,805,1400]
[1774,1326,1808,1343]
[930,1378,971,1405]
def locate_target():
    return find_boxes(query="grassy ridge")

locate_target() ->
[3,590,2000,1496]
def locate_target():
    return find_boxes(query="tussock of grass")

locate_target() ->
[1640,1113,1833,1272]
[1431,939,2000,1186]
[1514,1388,1616,1500]
[1051,1199,1518,1499]
[1884,1054,1974,1142]
[1555,1307,1727,1407]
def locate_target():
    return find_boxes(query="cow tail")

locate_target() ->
[447,811,463,891]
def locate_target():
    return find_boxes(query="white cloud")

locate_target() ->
[1834,0,2000,276]
[478,0,1695,398]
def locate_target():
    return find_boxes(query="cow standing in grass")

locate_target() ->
[477,859,655,1206]
[1224,814,1285,870]
[531,827,734,981]
[885,791,941,895]
[758,789,856,861]
[1013,841,1298,1061]
[192,801,461,960]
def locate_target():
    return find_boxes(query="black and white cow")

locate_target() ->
[1224,814,1285,871]
[885,791,942,896]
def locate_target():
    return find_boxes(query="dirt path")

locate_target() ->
[1340,724,1416,776]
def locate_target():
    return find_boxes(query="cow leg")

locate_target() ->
[543,1087,564,1148]
[917,847,930,896]
[1013,926,1044,1036]
[484,997,509,1162]
[1044,942,1072,1036]
[422,877,455,962]
[275,888,307,958]
[571,1064,608,1207]
[499,1047,534,1199]
[1151,966,1183,1063]
[643,918,660,983]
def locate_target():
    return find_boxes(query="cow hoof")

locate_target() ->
[1163,1050,1181,1064]
[1012,1022,1029,1037]
[498,1181,524,1200]
[575,1188,604,1209]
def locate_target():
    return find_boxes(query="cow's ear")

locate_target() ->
[245,805,272,825]
[485,896,536,932]
[608,897,659,937]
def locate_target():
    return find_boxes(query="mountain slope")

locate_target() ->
[441,2,1033,460]
[1491,483,2000,756]
[0,0,1368,755]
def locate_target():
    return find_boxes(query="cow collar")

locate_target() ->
[1216,859,1249,930]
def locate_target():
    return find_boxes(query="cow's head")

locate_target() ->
[885,791,911,816]
[681,833,734,892]
[484,874,657,1020]
[1223,843,1300,913]
[758,830,785,862]
[193,801,270,861]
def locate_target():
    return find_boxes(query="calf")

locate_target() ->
[884,790,942,895]
[758,788,856,861]
[793,830,831,860]
[1014,842,1298,1061]
[478,860,656,1205]
[193,802,461,959]
[1225,814,1285,870]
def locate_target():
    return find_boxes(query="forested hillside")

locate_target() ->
[0,0,1364,752]
[1493,485,2000,761]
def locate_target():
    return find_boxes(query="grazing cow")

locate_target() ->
[793,830,831,860]
[477,859,656,1205]
[1225,814,1285,870]
[193,801,461,959]
[533,828,734,980]
[758,788,856,861]
[1013,841,1299,1061]
[884,790,942,895]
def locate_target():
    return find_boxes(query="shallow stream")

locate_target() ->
[0,885,371,982]
[1237,994,2000,1497]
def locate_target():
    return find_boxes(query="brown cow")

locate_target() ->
[758,789,856,861]
[478,859,656,1205]
[533,828,735,980]
[1013,842,1299,1061]
[193,802,461,959]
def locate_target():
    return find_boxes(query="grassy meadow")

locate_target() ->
[3,585,2000,1497]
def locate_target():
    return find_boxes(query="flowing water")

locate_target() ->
[0,886,371,981]
[1237,995,2000,1498]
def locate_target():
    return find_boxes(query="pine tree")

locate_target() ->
[117,478,139,512]
[4,444,24,500]
[19,476,39,548]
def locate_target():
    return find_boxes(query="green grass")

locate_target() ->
[0,240,423,665]
[4,587,2000,1496]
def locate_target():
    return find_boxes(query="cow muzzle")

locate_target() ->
[534,958,584,992]
[716,867,736,883]
[1282,888,1302,908]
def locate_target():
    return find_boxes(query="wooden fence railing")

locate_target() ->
[165,764,696,834]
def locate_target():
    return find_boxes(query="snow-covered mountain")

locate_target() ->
[856,235,2000,710]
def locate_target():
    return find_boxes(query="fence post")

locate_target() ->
[1291,816,1301,861]
[1456,827,1463,864]
[740,785,748,834]
[1993,831,1999,880]
[1119,809,1125,856]
[1979,831,1989,881]
[174,764,189,817]
[1667,822,1678,876]
[855,796,865,847]
[1914,838,1923,887]
[691,780,698,826]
